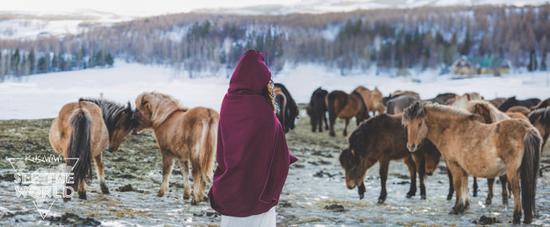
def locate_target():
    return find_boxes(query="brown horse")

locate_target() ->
[134,92,219,204]
[386,95,419,114]
[489,97,507,108]
[339,113,440,204]
[49,99,135,199]
[354,86,385,115]
[382,90,420,106]
[326,90,369,137]
[306,87,329,132]
[506,106,531,116]
[403,102,541,224]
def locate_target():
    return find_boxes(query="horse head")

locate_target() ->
[402,101,428,152]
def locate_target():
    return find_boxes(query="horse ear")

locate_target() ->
[127,101,132,110]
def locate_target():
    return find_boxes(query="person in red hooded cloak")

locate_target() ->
[208,49,297,226]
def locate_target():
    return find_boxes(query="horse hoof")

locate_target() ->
[359,193,364,200]
[183,194,190,200]
[421,195,426,200]
[157,191,165,197]
[377,199,385,204]
[100,183,110,194]
[78,192,87,200]
[63,197,71,202]
[191,199,199,205]
[485,198,492,206]
[406,192,415,198]
[446,194,452,200]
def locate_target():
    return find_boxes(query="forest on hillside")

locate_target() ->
[0,4,549,78]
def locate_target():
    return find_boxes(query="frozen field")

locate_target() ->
[0,62,549,119]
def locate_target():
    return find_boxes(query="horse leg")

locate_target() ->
[377,159,389,204]
[499,175,508,205]
[158,154,174,197]
[94,154,109,194]
[447,168,454,200]
[472,177,478,197]
[506,171,521,224]
[191,164,205,205]
[317,114,324,132]
[343,118,350,137]
[485,178,494,205]
[414,155,427,200]
[178,159,191,200]
[447,162,466,214]
[404,157,417,198]
[323,112,329,130]
[78,180,87,200]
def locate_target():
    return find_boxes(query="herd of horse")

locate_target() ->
[322,87,549,224]
[46,83,549,224]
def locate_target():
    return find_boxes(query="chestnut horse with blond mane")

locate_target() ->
[403,101,541,224]
[134,92,219,205]
[49,98,136,199]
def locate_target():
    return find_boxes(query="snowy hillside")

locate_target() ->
[0,62,548,119]
[194,0,550,15]
[0,10,132,39]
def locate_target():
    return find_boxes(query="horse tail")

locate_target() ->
[327,92,339,135]
[520,129,541,224]
[352,90,369,120]
[386,99,395,114]
[67,107,92,195]
[199,110,217,183]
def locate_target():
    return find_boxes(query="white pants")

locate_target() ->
[220,206,276,227]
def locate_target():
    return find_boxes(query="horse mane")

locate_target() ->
[79,98,135,138]
[404,101,473,122]
[137,92,188,127]
[274,83,298,116]
[528,107,550,128]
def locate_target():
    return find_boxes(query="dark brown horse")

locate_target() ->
[533,98,550,110]
[427,93,457,105]
[306,87,329,132]
[326,90,369,137]
[274,83,299,133]
[529,107,550,175]
[498,96,541,112]
[339,113,440,204]
[529,107,550,150]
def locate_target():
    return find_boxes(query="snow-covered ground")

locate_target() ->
[0,62,549,119]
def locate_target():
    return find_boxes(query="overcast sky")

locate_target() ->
[2,0,302,16]
[2,0,543,17]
